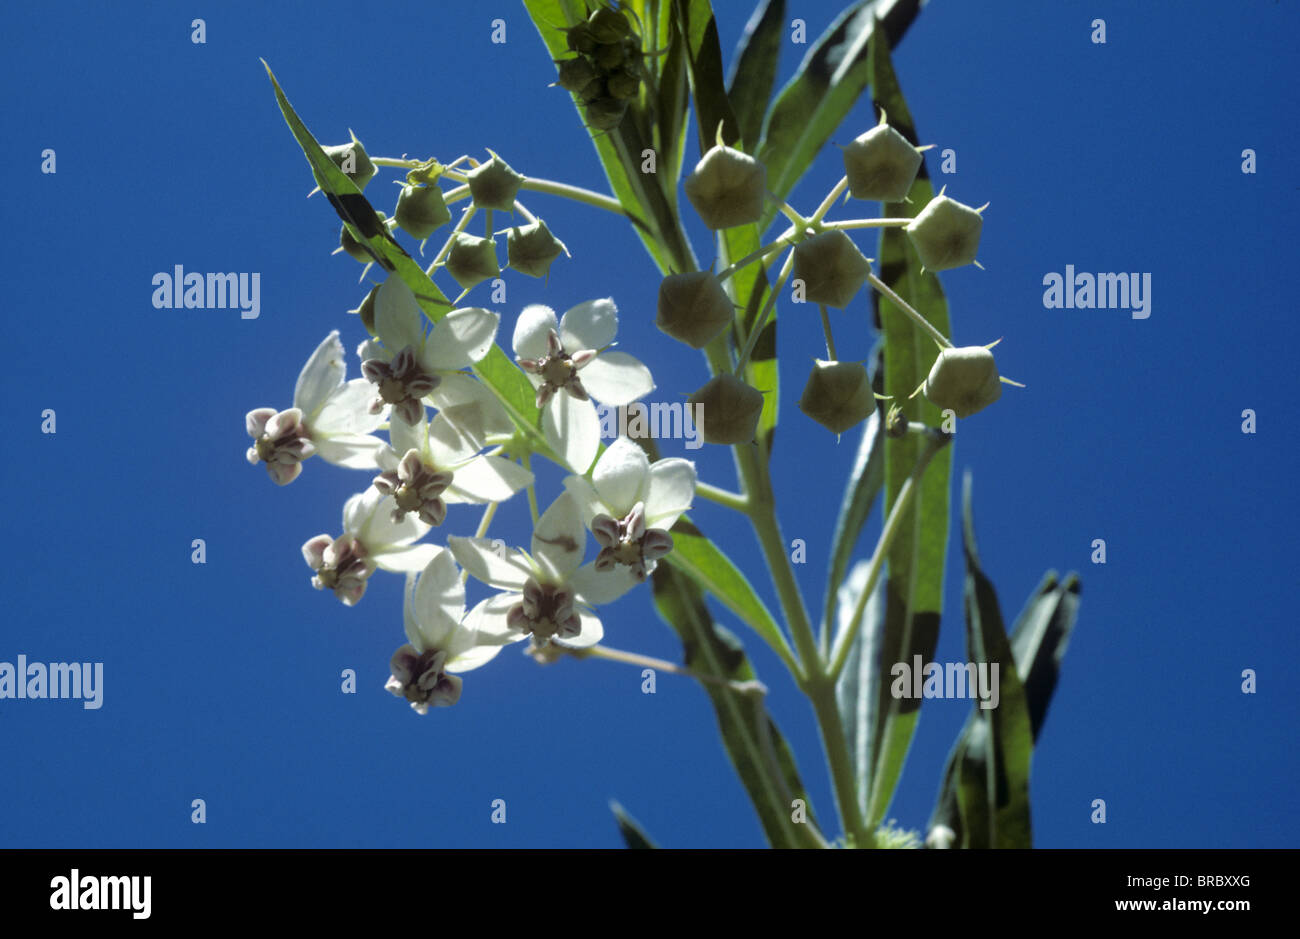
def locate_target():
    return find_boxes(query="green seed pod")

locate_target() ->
[656,272,733,349]
[588,7,632,43]
[352,284,381,335]
[683,145,767,230]
[445,233,500,290]
[584,96,628,131]
[566,22,597,54]
[688,374,764,445]
[606,68,640,100]
[554,56,597,92]
[340,213,387,263]
[466,151,525,212]
[593,41,626,70]
[923,345,1001,418]
[507,220,568,279]
[842,123,923,202]
[906,193,984,272]
[323,138,376,190]
[577,76,606,102]
[791,230,872,308]
[394,184,451,240]
[798,360,875,434]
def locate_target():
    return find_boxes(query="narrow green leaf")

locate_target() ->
[263,64,545,447]
[929,568,1082,845]
[674,0,741,149]
[650,562,819,847]
[957,472,1034,849]
[664,517,795,670]
[609,800,658,849]
[833,558,886,817]
[755,0,923,230]
[726,0,786,153]
[861,24,952,828]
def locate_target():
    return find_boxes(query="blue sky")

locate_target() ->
[1,0,1296,848]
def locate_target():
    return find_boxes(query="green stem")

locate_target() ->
[810,176,849,224]
[733,247,795,374]
[695,481,749,513]
[819,305,837,361]
[866,271,953,350]
[823,218,912,231]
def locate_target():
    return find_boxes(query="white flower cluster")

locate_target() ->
[244,277,695,714]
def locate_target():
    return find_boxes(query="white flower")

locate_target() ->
[373,403,534,526]
[301,487,438,606]
[245,330,385,485]
[563,436,696,581]
[447,492,639,649]
[512,299,654,474]
[385,548,526,713]
[359,276,500,425]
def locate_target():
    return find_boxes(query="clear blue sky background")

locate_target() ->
[2,0,1296,848]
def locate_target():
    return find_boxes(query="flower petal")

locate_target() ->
[592,436,651,517]
[447,536,531,590]
[294,331,346,418]
[560,475,603,528]
[362,494,432,547]
[412,548,464,649]
[443,455,532,503]
[463,593,526,644]
[578,351,655,406]
[343,489,378,534]
[559,298,618,351]
[645,458,697,530]
[375,277,426,355]
[542,392,599,474]
[312,379,385,435]
[428,373,515,439]
[389,410,427,460]
[552,609,603,649]
[445,642,507,674]
[531,492,586,580]
[426,406,484,466]
[571,563,641,605]
[314,434,383,470]
[372,542,438,574]
[512,304,559,359]
[423,307,500,370]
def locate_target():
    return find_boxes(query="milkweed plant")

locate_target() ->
[245,0,1082,849]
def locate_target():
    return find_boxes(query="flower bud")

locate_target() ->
[688,374,764,445]
[842,123,923,202]
[594,41,627,70]
[466,151,525,211]
[588,7,632,43]
[656,271,732,348]
[584,96,628,131]
[323,138,376,190]
[445,232,500,290]
[395,183,451,239]
[565,21,597,54]
[906,193,984,272]
[791,230,872,308]
[340,214,387,263]
[606,68,640,100]
[798,360,875,434]
[352,283,380,335]
[554,56,597,92]
[507,219,568,279]
[923,345,1001,418]
[684,145,767,230]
